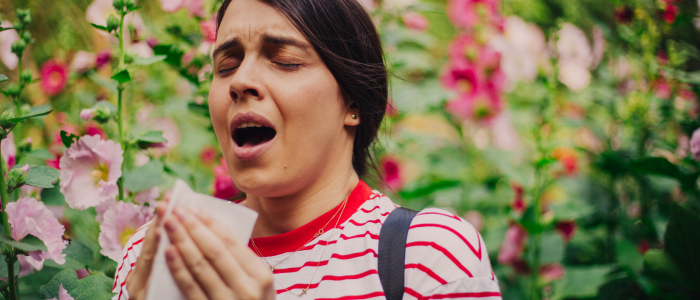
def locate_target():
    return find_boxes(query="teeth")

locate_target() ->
[237,122,264,129]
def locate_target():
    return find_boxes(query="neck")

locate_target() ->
[244,165,360,238]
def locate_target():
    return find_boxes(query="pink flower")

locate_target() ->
[554,220,577,243]
[98,202,154,262]
[1,132,16,169]
[663,3,680,24]
[381,156,403,190]
[591,26,605,69]
[510,182,525,213]
[70,51,96,73]
[200,20,217,43]
[441,59,481,95]
[18,254,43,277]
[490,113,519,150]
[653,79,672,100]
[539,263,565,282]
[183,0,205,17]
[6,197,67,265]
[447,0,501,29]
[690,128,700,161]
[402,12,429,31]
[0,20,19,70]
[95,198,115,224]
[95,50,111,69]
[445,90,502,121]
[134,186,159,207]
[84,122,107,140]
[200,146,218,165]
[142,117,181,156]
[158,0,184,12]
[213,159,239,199]
[40,60,69,96]
[48,284,74,300]
[558,60,591,92]
[80,109,95,121]
[497,224,527,264]
[462,211,484,232]
[59,135,123,210]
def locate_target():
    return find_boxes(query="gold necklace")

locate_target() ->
[251,196,349,296]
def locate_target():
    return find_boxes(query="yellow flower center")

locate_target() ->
[91,163,110,184]
[457,79,473,93]
[120,226,136,247]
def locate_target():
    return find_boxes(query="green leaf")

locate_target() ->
[90,23,109,32]
[0,74,8,82]
[9,106,52,123]
[0,28,13,33]
[26,165,60,188]
[61,130,79,148]
[44,240,94,270]
[551,265,613,300]
[41,183,67,206]
[539,233,564,265]
[111,69,131,84]
[0,230,48,252]
[663,204,700,285]
[188,102,210,116]
[128,6,143,12]
[25,148,55,160]
[123,159,165,192]
[40,269,116,300]
[628,157,699,190]
[133,55,166,66]
[164,162,192,180]
[643,249,691,287]
[615,239,643,271]
[135,131,167,144]
[397,180,460,199]
[0,254,20,277]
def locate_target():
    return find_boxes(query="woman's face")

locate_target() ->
[209,0,358,197]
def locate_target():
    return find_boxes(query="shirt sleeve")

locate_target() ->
[112,221,152,300]
[403,208,501,300]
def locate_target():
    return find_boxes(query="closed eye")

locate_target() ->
[275,62,302,70]
[217,66,238,76]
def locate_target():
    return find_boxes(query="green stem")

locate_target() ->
[529,166,543,300]
[0,140,10,236]
[6,255,17,300]
[118,11,126,69]
[117,84,125,201]
[606,177,618,263]
[14,57,22,148]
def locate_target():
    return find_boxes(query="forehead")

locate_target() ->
[216,0,305,46]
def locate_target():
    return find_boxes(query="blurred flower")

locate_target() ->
[381,156,403,190]
[84,122,108,140]
[615,6,634,25]
[402,12,429,32]
[41,60,69,96]
[490,113,519,150]
[653,79,672,100]
[591,26,605,69]
[510,182,525,214]
[447,0,501,30]
[213,158,239,199]
[200,20,217,43]
[357,0,377,11]
[80,109,95,121]
[95,50,112,69]
[18,254,44,277]
[554,220,577,243]
[556,23,592,91]
[70,51,96,74]
[552,146,578,176]
[498,224,527,264]
[200,145,218,165]
[183,0,205,17]
[446,90,502,121]
[662,2,680,24]
[558,60,591,92]
[676,133,690,158]
[690,128,700,161]
[610,56,631,80]
[1,132,16,169]
[134,186,159,207]
[144,117,181,156]
[48,284,74,300]
[7,197,67,265]
[657,49,669,66]
[59,135,123,210]
[98,201,154,262]
[493,16,547,87]
[0,20,19,70]
[131,42,154,58]
[158,0,184,12]
[637,239,651,254]
[442,59,480,95]
[539,263,565,282]
[462,210,484,232]
[86,0,115,30]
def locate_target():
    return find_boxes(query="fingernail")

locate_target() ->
[165,248,176,262]
[164,219,177,232]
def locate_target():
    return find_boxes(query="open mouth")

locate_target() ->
[232,123,277,147]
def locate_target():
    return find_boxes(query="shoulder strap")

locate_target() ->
[378,207,419,300]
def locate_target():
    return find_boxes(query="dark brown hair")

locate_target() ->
[216,0,388,178]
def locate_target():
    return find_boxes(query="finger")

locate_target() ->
[128,212,162,289]
[192,208,273,282]
[165,246,209,300]
[173,207,259,294]
[164,212,232,299]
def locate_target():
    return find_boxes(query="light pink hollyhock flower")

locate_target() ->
[98,202,154,262]
[497,224,527,265]
[0,20,19,70]
[1,132,16,169]
[95,198,115,224]
[381,156,403,190]
[144,118,181,156]
[402,12,429,31]
[556,23,592,68]
[6,197,67,265]
[158,0,184,12]
[48,284,74,300]
[70,51,96,74]
[557,60,591,92]
[495,16,547,86]
[18,254,44,277]
[690,128,700,161]
[447,0,501,29]
[591,26,605,69]
[200,20,217,43]
[445,90,502,121]
[41,60,69,96]
[490,113,519,150]
[75,268,90,279]
[59,135,123,210]
[539,263,565,283]
[183,0,205,17]
[86,0,114,30]
[134,186,159,207]
[131,42,154,58]
[80,109,95,121]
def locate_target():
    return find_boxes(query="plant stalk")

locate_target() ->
[0,141,10,236]
[117,84,125,201]
[14,57,22,147]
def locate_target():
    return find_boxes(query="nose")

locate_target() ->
[228,58,265,103]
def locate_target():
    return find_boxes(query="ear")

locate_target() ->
[344,105,360,126]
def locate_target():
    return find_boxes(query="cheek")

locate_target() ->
[209,79,232,142]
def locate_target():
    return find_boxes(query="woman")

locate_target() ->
[114,0,501,299]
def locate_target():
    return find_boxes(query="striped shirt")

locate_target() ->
[113,181,502,300]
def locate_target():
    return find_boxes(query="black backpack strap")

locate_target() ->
[378,207,419,300]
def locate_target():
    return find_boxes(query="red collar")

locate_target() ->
[246,180,373,257]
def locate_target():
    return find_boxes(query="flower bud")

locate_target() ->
[113,0,124,10]
[21,69,32,83]
[18,138,32,153]
[21,31,32,42]
[124,52,135,64]
[0,244,13,257]
[80,108,95,121]
[106,15,119,32]
[93,106,113,123]
[5,83,19,97]
[12,20,22,31]
[11,39,27,56]
[0,110,16,129]
[7,164,29,192]
[21,13,32,25]
[125,0,136,10]
[20,104,31,116]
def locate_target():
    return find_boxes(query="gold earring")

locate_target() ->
[352,114,358,120]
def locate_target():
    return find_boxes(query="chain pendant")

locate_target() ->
[269,266,275,271]
[301,288,308,295]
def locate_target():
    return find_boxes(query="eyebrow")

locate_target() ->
[262,34,309,49]
[212,38,241,58]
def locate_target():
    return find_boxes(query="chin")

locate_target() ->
[230,163,298,198]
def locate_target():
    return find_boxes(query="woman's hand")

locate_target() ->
[161,206,275,300]
[126,201,167,300]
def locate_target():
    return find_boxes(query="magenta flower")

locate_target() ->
[0,20,19,70]
[497,224,527,265]
[213,159,239,199]
[690,128,700,161]
[95,50,111,69]
[445,90,502,121]
[48,284,74,300]
[40,60,69,96]
[539,263,565,283]
[200,20,217,43]
[1,132,16,169]
[59,135,123,210]
[98,202,154,262]
[441,59,481,95]
[381,156,404,190]
[554,220,577,243]
[447,0,501,29]
[6,197,67,265]
[402,12,429,32]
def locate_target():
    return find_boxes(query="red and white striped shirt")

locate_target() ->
[113,181,502,300]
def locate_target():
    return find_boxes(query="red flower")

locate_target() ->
[95,50,112,69]
[40,60,69,96]
[637,239,651,255]
[381,156,403,190]
[614,6,634,25]
[212,158,239,200]
[539,263,565,282]
[554,220,577,243]
[498,224,528,265]
[662,4,680,24]
[552,147,579,176]
[510,182,525,214]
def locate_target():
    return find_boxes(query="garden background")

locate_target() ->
[0,0,699,299]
